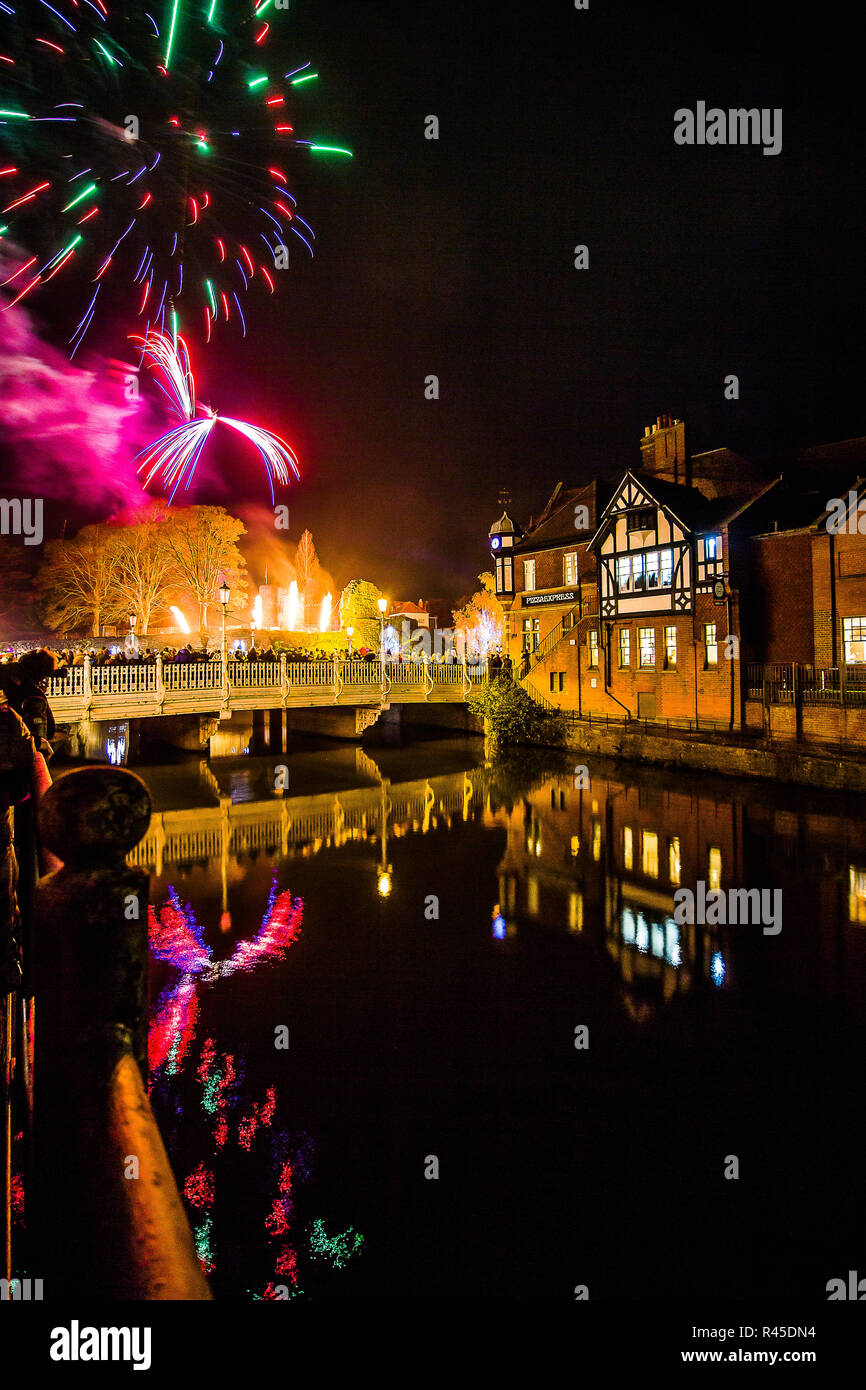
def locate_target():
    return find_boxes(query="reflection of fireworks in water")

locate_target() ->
[147,876,363,1295]
[0,2,351,351]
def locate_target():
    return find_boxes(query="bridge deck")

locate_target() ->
[46,657,483,722]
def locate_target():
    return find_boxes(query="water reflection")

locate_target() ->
[123,739,866,1297]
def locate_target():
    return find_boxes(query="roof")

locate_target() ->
[587,471,778,551]
[489,511,520,538]
[512,479,613,554]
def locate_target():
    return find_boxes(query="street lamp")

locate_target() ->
[377,597,388,662]
[346,625,354,657]
[219,581,230,669]
[128,613,137,654]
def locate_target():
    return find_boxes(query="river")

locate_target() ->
[63,720,866,1300]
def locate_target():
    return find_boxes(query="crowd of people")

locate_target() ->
[1,640,479,669]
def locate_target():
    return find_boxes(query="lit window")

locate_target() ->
[669,837,681,886]
[645,551,660,588]
[708,847,722,891]
[705,623,718,667]
[524,559,536,592]
[623,826,633,871]
[618,628,630,668]
[588,630,599,668]
[641,830,659,878]
[639,627,655,668]
[664,625,677,669]
[631,553,645,591]
[705,534,722,560]
[849,866,866,924]
[616,556,631,593]
[564,552,578,586]
[843,617,866,665]
[660,550,673,586]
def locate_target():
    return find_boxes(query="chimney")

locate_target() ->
[639,413,687,487]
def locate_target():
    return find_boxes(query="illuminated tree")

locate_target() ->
[339,580,385,651]
[36,524,123,637]
[164,506,248,638]
[294,530,320,627]
[452,583,504,660]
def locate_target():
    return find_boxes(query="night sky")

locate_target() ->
[6,2,866,602]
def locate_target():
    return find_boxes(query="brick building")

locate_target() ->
[489,415,866,731]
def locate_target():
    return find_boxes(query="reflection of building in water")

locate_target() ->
[484,768,744,1017]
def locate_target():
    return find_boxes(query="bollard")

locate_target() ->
[31,767,211,1300]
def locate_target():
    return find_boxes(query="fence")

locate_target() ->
[746,663,866,707]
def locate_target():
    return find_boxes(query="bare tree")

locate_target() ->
[36,525,123,637]
[163,506,248,638]
[295,529,320,627]
[112,504,176,635]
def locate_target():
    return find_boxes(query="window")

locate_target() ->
[664,625,677,669]
[549,672,565,693]
[588,630,599,668]
[704,623,718,667]
[641,831,659,878]
[705,534,722,560]
[614,549,674,594]
[843,617,866,664]
[639,627,656,668]
[627,508,655,532]
[564,552,578,586]
[669,837,681,886]
[522,617,540,652]
[523,559,536,592]
[618,627,630,668]
[623,826,634,872]
[708,847,722,891]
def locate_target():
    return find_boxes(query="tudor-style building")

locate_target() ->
[586,470,759,726]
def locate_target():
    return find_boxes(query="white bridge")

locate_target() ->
[47,655,483,724]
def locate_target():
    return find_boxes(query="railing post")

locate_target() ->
[82,653,92,716]
[32,766,211,1299]
[155,651,165,713]
[280,653,288,706]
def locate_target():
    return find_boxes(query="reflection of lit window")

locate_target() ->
[669,837,681,886]
[570,834,580,857]
[492,910,506,940]
[849,867,866,923]
[635,914,649,953]
[651,923,665,958]
[708,847,722,890]
[623,826,633,871]
[711,951,726,986]
[665,921,681,967]
[592,821,601,861]
[527,876,539,916]
[568,892,583,932]
[641,831,659,878]
[622,908,636,944]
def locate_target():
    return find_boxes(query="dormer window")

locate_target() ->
[627,508,656,533]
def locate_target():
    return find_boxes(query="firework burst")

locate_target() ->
[133,327,300,501]
[0,1,351,353]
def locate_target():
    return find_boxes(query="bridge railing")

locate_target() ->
[163,660,223,691]
[283,660,334,687]
[228,659,282,687]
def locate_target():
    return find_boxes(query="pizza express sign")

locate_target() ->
[523,588,579,608]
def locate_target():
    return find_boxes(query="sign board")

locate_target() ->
[523,588,579,608]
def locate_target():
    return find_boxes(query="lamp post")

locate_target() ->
[346,626,354,657]
[219,581,230,670]
[128,613,137,656]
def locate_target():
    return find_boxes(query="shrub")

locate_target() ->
[468,676,567,747]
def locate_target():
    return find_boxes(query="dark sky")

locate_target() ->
[8,2,866,603]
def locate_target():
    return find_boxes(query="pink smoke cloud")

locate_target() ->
[0,245,154,508]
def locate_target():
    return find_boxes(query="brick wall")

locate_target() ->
[746,534,815,664]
